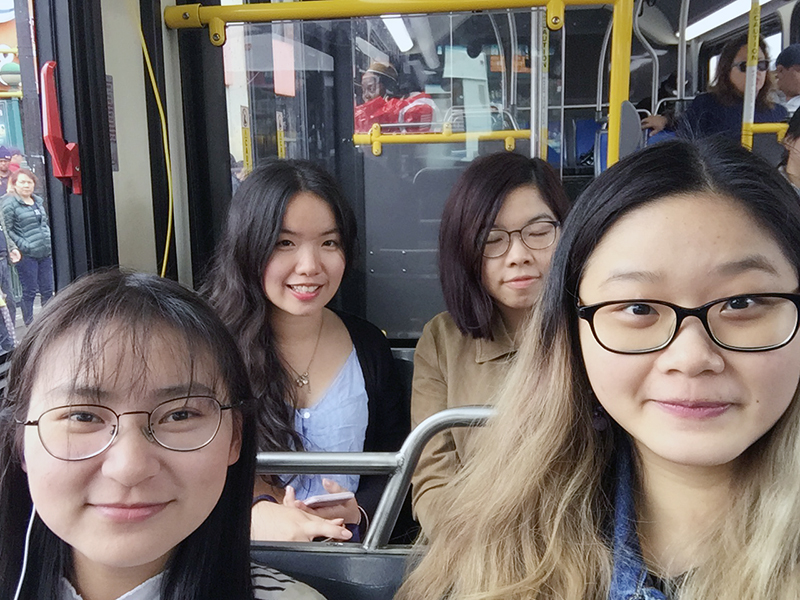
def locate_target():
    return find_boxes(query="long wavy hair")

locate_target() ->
[0,270,262,600]
[396,138,800,600]
[709,33,775,109]
[203,158,357,452]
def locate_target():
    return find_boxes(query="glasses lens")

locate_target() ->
[150,396,222,451]
[483,230,509,258]
[757,60,769,72]
[37,405,117,460]
[521,222,556,250]
[590,301,677,353]
[707,295,798,350]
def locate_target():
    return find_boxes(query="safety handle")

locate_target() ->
[40,61,81,194]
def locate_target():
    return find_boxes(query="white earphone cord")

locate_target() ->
[13,504,36,600]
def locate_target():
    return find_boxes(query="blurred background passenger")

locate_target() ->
[775,44,800,117]
[410,152,570,536]
[644,34,786,139]
[3,168,53,326]
[780,108,800,194]
[206,158,407,542]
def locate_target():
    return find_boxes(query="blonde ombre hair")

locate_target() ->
[396,139,800,599]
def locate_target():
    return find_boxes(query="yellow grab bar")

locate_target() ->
[741,122,789,149]
[353,124,532,155]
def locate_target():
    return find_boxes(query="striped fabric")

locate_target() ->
[251,564,326,599]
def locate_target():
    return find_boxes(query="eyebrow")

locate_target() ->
[280,227,340,236]
[492,213,554,229]
[55,382,217,401]
[714,255,780,277]
[597,255,781,288]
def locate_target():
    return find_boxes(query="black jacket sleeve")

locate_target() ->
[334,311,411,528]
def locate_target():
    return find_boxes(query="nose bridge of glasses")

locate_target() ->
[114,410,158,443]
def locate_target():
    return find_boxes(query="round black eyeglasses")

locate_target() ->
[577,293,800,354]
[17,396,237,461]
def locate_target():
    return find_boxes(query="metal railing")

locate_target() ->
[256,405,495,550]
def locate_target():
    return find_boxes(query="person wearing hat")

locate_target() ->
[8,148,24,174]
[355,62,401,133]
[0,146,13,194]
[776,44,800,116]
[361,61,398,103]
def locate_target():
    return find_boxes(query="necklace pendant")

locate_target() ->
[295,372,310,388]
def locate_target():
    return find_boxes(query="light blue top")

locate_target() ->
[290,347,369,499]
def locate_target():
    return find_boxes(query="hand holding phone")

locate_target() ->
[301,491,356,509]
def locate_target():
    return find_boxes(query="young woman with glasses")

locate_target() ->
[0,270,325,600]
[642,34,786,139]
[205,159,407,543]
[397,138,800,600]
[410,152,570,537]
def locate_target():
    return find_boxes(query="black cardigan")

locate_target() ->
[335,311,410,522]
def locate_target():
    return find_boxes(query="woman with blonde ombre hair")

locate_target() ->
[396,138,800,600]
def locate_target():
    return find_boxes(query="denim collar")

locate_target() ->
[609,441,669,600]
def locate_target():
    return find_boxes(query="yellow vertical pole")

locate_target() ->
[741,0,760,150]
[607,0,633,165]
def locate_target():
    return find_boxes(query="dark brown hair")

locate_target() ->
[710,34,775,109]
[438,152,570,339]
[9,168,37,188]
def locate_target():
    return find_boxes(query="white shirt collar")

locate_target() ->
[60,572,165,600]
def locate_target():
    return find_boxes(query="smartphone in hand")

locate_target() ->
[301,491,355,508]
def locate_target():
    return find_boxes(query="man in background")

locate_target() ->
[775,44,800,117]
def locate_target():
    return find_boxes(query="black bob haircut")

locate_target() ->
[0,270,259,600]
[438,152,571,339]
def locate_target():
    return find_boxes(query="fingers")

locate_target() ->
[251,500,352,542]
[282,485,296,506]
[321,478,346,493]
[301,518,352,541]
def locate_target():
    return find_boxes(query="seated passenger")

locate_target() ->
[411,152,570,536]
[205,159,407,542]
[0,270,324,599]
[397,138,800,599]
[354,62,437,133]
[780,108,800,194]
[643,35,787,139]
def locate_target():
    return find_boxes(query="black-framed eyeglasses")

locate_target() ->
[17,396,237,461]
[577,293,800,354]
[482,220,559,258]
[734,59,769,73]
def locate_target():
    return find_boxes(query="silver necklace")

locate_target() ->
[288,315,324,390]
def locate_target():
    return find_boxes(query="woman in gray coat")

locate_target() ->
[3,168,53,325]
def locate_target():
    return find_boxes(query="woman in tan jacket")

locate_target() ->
[411,152,570,536]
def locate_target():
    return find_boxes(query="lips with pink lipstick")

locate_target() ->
[652,399,733,419]
[92,502,170,523]
[504,275,539,290]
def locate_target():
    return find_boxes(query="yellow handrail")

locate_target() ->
[165,0,633,165]
[741,122,789,147]
[353,123,532,155]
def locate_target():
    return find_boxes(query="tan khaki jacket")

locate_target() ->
[410,311,515,535]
